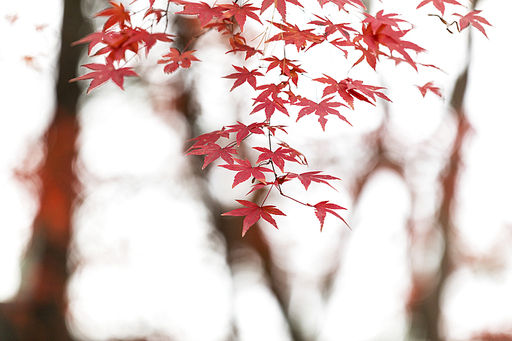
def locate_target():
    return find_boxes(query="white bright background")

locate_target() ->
[1,0,512,340]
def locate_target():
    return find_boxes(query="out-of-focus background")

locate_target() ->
[1,0,511,340]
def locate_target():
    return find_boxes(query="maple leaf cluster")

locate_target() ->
[416,0,492,38]
[71,0,491,236]
[70,1,174,92]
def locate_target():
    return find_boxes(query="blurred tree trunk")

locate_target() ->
[408,67,471,341]
[407,0,476,334]
[0,0,88,340]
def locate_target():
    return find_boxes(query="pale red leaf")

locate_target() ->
[416,81,442,97]
[317,0,365,12]
[416,0,463,16]
[454,10,492,38]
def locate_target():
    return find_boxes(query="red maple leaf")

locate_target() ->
[186,129,229,153]
[254,82,287,102]
[354,22,425,71]
[264,56,300,74]
[157,48,200,73]
[267,21,324,51]
[246,173,292,196]
[267,124,288,136]
[92,29,139,62]
[74,27,170,63]
[75,28,172,63]
[454,10,492,38]
[345,78,391,104]
[310,201,348,231]
[186,143,238,169]
[384,30,425,68]
[363,10,406,34]
[95,1,131,30]
[308,15,356,39]
[314,75,391,109]
[317,0,365,12]
[251,83,289,120]
[219,3,262,31]
[222,200,286,236]
[93,27,169,62]
[226,33,263,59]
[70,59,138,93]
[263,56,305,86]
[288,171,340,190]
[352,43,378,70]
[416,0,463,16]
[223,65,264,91]
[277,142,307,165]
[175,1,224,28]
[72,31,107,55]
[144,7,166,22]
[124,29,174,56]
[251,98,289,120]
[295,96,350,131]
[284,89,300,104]
[246,180,273,195]
[416,81,442,97]
[219,158,273,187]
[253,146,299,172]
[225,121,266,146]
[260,0,302,21]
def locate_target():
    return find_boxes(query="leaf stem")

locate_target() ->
[164,1,171,33]
[260,184,274,205]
